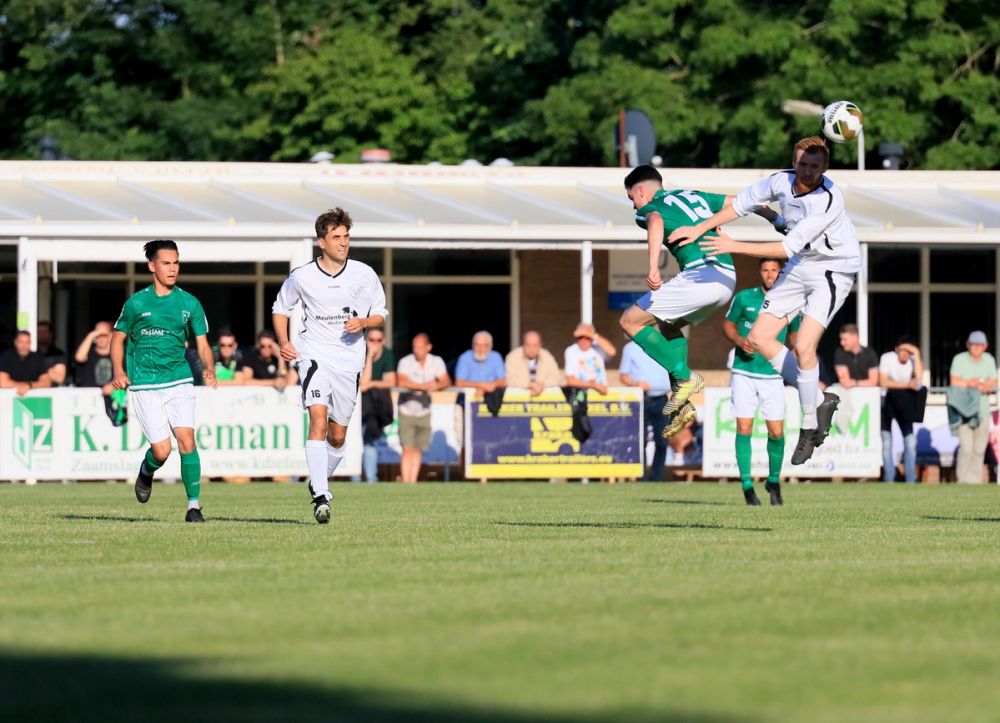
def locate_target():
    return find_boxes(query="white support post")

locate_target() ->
[16,237,38,349]
[858,242,869,346]
[580,240,593,324]
[857,127,865,172]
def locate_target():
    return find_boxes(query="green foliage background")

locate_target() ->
[1,0,997,168]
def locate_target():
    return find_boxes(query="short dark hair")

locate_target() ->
[895,335,916,348]
[759,257,784,267]
[623,165,663,190]
[315,208,353,238]
[14,329,30,340]
[217,327,236,340]
[257,329,277,344]
[793,136,830,166]
[144,239,178,261]
[840,323,859,335]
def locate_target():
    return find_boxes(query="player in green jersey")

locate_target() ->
[619,164,784,437]
[724,259,800,505]
[111,240,217,522]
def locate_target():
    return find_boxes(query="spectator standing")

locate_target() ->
[879,338,925,483]
[74,321,115,392]
[564,322,617,395]
[396,333,451,484]
[455,331,506,399]
[0,330,53,395]
[74,321,127,425]
[833,324,879,387]
[505,330,562,395]
[35,320,67,386]
[619,340,671,481]
[241,330,295,390]
[949,331,997,483]
[357,330,396,483]
[214,329,245,385]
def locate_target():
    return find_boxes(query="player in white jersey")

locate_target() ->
[273,208,388,523]
[669,137,858,465]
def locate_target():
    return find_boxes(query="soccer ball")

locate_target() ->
[822,101,864,143]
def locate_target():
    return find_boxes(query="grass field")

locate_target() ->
[1,481,999,723]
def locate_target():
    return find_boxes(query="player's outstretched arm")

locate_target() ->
[699,229,788,260]
[671,204,741,247]
[195,335,217,389]
[110,330,130,390]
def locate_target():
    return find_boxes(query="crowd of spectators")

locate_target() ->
[3,317,998,484]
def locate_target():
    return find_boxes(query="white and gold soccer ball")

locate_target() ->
[821,101,864,143]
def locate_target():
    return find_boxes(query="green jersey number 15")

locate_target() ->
[663,192,714,223]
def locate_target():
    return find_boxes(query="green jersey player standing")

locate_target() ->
[111,240,217,522]
[619,164,783,437]
[724,259,800,506]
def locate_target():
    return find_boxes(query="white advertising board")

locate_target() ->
[0,387,361,480]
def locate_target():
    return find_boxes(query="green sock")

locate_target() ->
[633,326,691,381]
[736,432,753,490]
[141,447,164,477]
[767,435,785,483]
[180,450,202,503]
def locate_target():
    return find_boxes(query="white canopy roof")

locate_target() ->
[1,160,999,248]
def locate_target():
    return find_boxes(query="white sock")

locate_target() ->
[767,347,799,387]
[797,365,820,429]
[187,500,200,510]
[305,440,330,500]
[326,442,346,477]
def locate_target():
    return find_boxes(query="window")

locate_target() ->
[930,249,995,284]
[868,248,919,283]
[393,249,510,276]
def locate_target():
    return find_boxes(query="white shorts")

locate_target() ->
[731,374,785,421]
[297,358,360,426]
[637,264,736,326]
[130,383,196,444]
[762,259,856,327]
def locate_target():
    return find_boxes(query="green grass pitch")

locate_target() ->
[1,482,998,722]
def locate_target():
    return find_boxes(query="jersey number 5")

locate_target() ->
[664,192,713,223]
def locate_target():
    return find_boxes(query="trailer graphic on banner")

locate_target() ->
[0,388,360,480]
[702,386,881,478]
[465,387,643,479]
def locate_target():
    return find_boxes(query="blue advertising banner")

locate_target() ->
[464,387,644,479]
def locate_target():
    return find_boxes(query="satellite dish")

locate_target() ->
[613,109,656,166]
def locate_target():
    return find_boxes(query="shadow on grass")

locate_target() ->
[922,515,1000,523]
[0,651,755,723]
[643,499,727,506]
[57,514,309,526]
[495,521,771,533]
[211,516,310,526]
[58,514,158,523]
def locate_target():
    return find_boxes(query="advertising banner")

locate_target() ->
[702,386,882,478]
[465,387,644,479]
[0,387,361,481]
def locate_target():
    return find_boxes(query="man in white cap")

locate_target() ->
[564,323,617,395]
[949,331,997,483]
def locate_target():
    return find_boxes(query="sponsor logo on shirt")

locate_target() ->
[140,328,167,336]
[140,312,152,317]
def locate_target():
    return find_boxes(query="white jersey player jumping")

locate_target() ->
[273,207,388,523]
[669,136,860,465]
